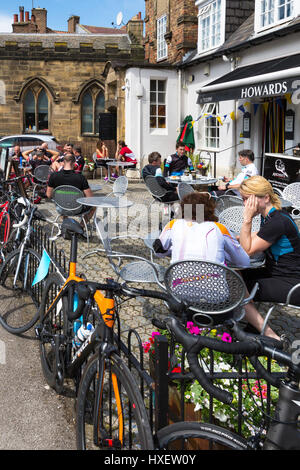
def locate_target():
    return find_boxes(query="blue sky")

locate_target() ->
[0,0,145,32]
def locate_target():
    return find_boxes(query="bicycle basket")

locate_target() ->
[164,260,246,327]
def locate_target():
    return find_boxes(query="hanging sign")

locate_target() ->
[243,112,251,138]
[285,109,295,140]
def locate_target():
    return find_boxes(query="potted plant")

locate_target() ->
[83,157,95,179]
[143,323,284,438]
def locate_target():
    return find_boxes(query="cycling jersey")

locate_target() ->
[158,219,250,267]
[164,153,194,176]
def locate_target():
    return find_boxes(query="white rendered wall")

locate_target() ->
[124,67,179,167]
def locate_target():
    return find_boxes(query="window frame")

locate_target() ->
[200,102,220,150]
[196,0,226,55]
[23,87,50,134]
[156,14,168,62]
[149,78,167,132]
[254,0,298,33]
[81,88,105,136]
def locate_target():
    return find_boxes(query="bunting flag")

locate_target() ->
[238,105,245,114]
[285,93,292,104]
[263,102,269,114]
[32,249,51,286]
[254,103,260,115]
[216,116,223,126]
[230,111,235,121]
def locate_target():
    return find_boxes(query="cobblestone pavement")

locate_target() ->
[0,176,300,449]
[40,177,300,345]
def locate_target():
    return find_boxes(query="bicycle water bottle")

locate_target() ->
[74,322,94,348]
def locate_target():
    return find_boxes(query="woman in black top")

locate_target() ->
[239,175,300,306]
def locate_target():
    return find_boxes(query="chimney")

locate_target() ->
[32,7,47,33]
[13,14,18,23]
[25,11,29,22]
[19,6,24,22]
[126,14,144,44]
[68,15,80,33]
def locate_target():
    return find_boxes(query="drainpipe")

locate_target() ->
[178,69,182,132]
[136,74,144,165]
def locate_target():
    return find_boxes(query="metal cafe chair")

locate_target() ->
[31,164,52,202]
[106,175,128,199]
[215,194,243,217]
[163,259,248,328]
[282,182,300,219]
[84,209,166,284]
[177,182,195,201]
[144,175,178,226]
[218,205,261,235]
[51,185,90,245]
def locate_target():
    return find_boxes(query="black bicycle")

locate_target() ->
[75,258,300,451]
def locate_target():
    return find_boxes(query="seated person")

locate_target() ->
[239,175,300,309]
[154,192,279,340]
[114,140,137,178]
[46,153,95,224]
[216,149,258,196]
[73,145,85,173]
[163,141,194,177]
[29,148,52,172]
[95,139,109,180]
[142,151,179,202]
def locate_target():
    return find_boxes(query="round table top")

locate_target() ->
[106,161,135,167]
[166,176,218,185]
[89,184,102,192]
[77,196,133,209]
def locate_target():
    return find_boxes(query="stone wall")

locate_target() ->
[0,34,144,159]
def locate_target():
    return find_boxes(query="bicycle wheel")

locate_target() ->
[0,247,42,334]
[76,352,154,450]
[157,422,248,450]
[39,272,69,393]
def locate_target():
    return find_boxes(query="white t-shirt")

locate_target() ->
[230,163,258,186]
[158,219,250,268]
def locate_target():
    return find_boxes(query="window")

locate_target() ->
[256,0,294,31]
[81,89,105,135]
[202,103,220,149]
[198,0,224,53]
[24,87,49,132]
[157,15,168,61]
[150,79,166,129]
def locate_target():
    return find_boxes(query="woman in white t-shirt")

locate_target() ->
[154,192,279,340]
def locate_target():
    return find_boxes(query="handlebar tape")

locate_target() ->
[166,317,262,405]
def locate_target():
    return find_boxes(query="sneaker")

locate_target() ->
[112,173,119,179]
[33,196,41,204]
[104,176,108,181]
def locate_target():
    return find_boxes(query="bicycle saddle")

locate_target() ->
[61,218,84,237]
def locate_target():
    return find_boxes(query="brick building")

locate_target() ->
[0,6,144,157]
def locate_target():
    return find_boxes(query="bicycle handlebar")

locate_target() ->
[65,279,296,405]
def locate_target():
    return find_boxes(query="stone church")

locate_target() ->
[0,6,144,157]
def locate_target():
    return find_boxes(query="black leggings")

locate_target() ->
[242,268,300,305]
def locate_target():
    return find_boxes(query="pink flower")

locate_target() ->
[186,321,200,335]
[152,331,161,338]
[221,332,232,343]
[142,341,151,353]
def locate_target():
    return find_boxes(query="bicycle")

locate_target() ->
[75,259,300,451]
[0,176,31,261]
[35,217,154,450]
[0,198,59,334]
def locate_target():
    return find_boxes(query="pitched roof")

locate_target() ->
[79,25,127,35]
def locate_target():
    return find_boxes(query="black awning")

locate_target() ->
[197,53,300,104]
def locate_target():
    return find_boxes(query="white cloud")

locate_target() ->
[0,13,12,33]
